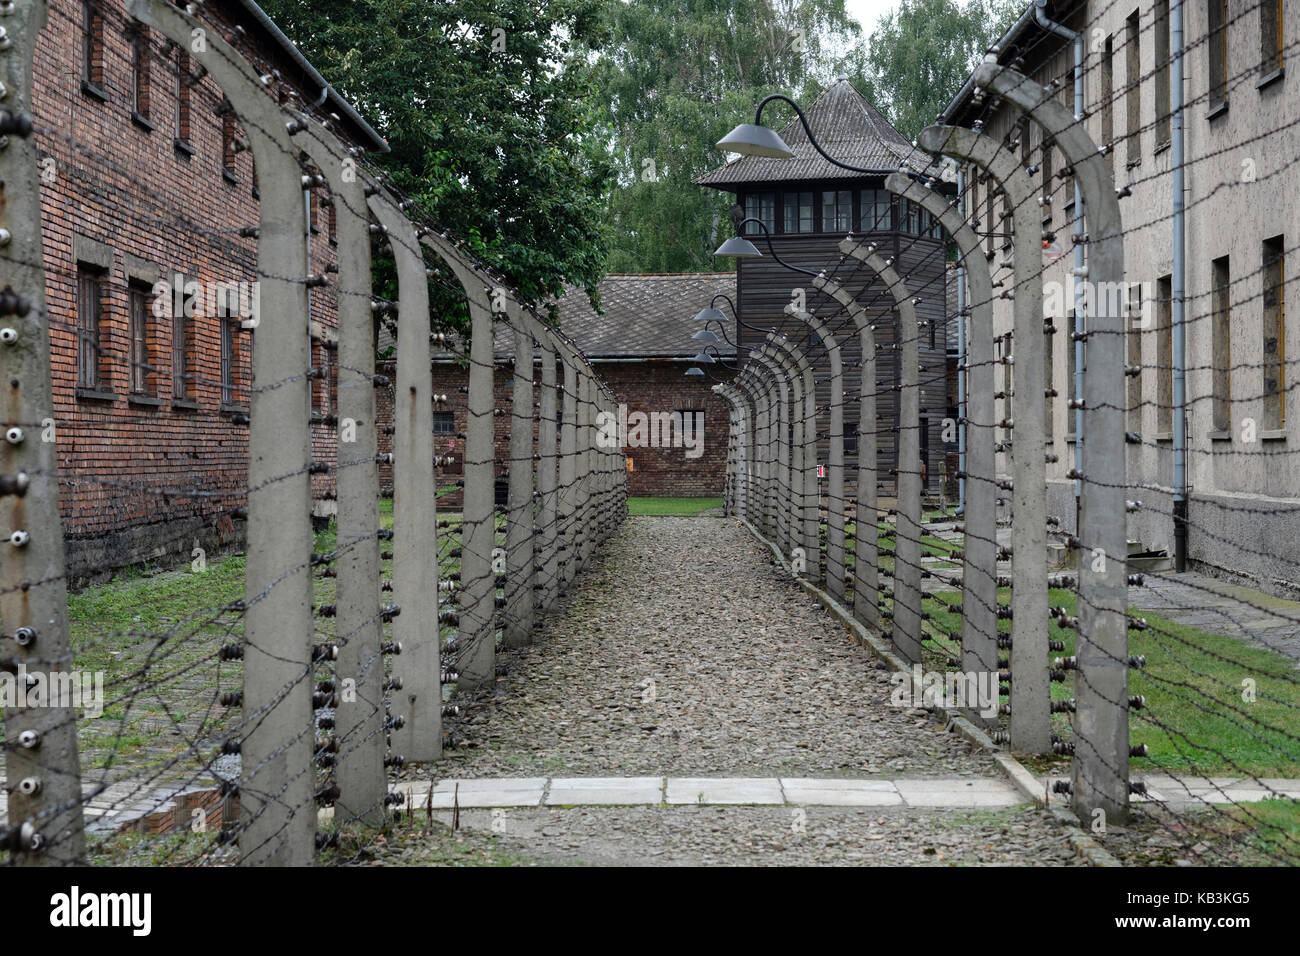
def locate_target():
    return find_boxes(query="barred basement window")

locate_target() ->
[433,410,455,434]
[173,276,197,401]
[220,318,239,407]
[77,265,105,390]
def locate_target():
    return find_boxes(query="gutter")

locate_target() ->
[940,2,1039,122]
[236,0,389,153]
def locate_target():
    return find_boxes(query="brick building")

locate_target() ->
[396,273,738,504]
[37,0,385,582]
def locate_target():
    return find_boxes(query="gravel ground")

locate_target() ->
[344,804,1084,866]
[427,516,1001,779]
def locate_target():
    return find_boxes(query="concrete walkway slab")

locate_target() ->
[429,777,546,808]
[547,777,663,805]
[664,777,785,805]
[782,778,903,807]
[895,778,1021,807]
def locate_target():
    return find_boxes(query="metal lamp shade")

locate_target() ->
[685,367,705,377]
[692,329,720,343]
[713,236,762,258]
[694,307,729,323]
[692,352,716,364]
[716,123,796,159]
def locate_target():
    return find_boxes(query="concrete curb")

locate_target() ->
[736,516,1123,867]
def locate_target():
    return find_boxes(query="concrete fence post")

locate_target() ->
[887,172,999,719]
[811,273,880,631]
[558,348,578,592]
[976,59,1131,821]
[0,0,85,865]
[786,308,846,602]
[537,343,560,611]
[750,353,793,559]
[504,304,535,648]
[917,124,1050,753]
[838,239,924,666]
[134,0,316,865]
[767,336,820,582]
[290,112,385,818]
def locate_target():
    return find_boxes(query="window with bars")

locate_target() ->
[128,282,154,395]
[1208,0,1228,109]
[1211,256,1232,432]
[130,22,151,123]
[82,1,105,95]
[433,410,455,434]
[174,47,192,151]
[221,106,239,183]
[1262,235,1286,430]
[1126,10,1141,166]
[1101,35,1114,165]
[1155,0,1171,147]
[1260,0,1284,75]
[743,192,775,235]
[221,318,239,407]
[821,190,852,233]
[77,265,104,390]
[173,276,196,401]
[1157,275,1173,434]
[782,191,813,233]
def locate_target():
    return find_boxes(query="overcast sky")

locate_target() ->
[843,0,898,34]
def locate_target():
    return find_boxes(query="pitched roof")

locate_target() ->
[698,79,935,189]
[419,273,738,363]
[555,273,737,360]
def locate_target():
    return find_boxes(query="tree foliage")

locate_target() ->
[595,0,867,275]
[257,0,613,319]
[860,0,1025,141]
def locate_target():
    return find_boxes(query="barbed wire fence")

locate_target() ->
[0,0,626,866]
[719,0,1299,865]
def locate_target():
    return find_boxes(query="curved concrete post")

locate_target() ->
[133,0,315,865]
[838,239,924,666]
[975,59,1130,820]
[886,172,999,716]
[289,112,385,819]
[0,0,85,865]
[749,352,794,558]
[503,302,536,648]
[417,233,495,691]
[767,335,820,582]
[786,308,846,602]
[367,198,441,760]
[714,384,747,517]
[811,273,880,631]
[918,124,1050,753]
[735,376,765,526]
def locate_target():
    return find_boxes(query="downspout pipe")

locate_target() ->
[1034,0,1085,515]
[1172,0,1188,569]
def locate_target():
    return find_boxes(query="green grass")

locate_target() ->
[627,496,723,516]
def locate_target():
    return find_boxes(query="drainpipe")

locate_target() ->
[1172,0,1188,569]
[1034,0,1085,518]
[957,168,967,515]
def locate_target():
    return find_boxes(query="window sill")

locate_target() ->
[131,111,154,133]
[220,404,249,417]
[1127,158,1141,169]
[81,81,108,103]
[1155,431,1173,442]
[1207,430,1232,441]
[1257,67,1285,91]
[1260,428,1287,441]
[171,398,200,411]
[1207,101,1229,121]
[222,169,240,186]
[1154,139,1171,155]
[76,387,117,403]
[127,394,165,408]
[1064,433,1077,444]
[174,137,195,158]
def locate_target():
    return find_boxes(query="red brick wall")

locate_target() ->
[414,358,734,506]
[34,0,359,580]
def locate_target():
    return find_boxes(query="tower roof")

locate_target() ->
[698,79,933,190]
